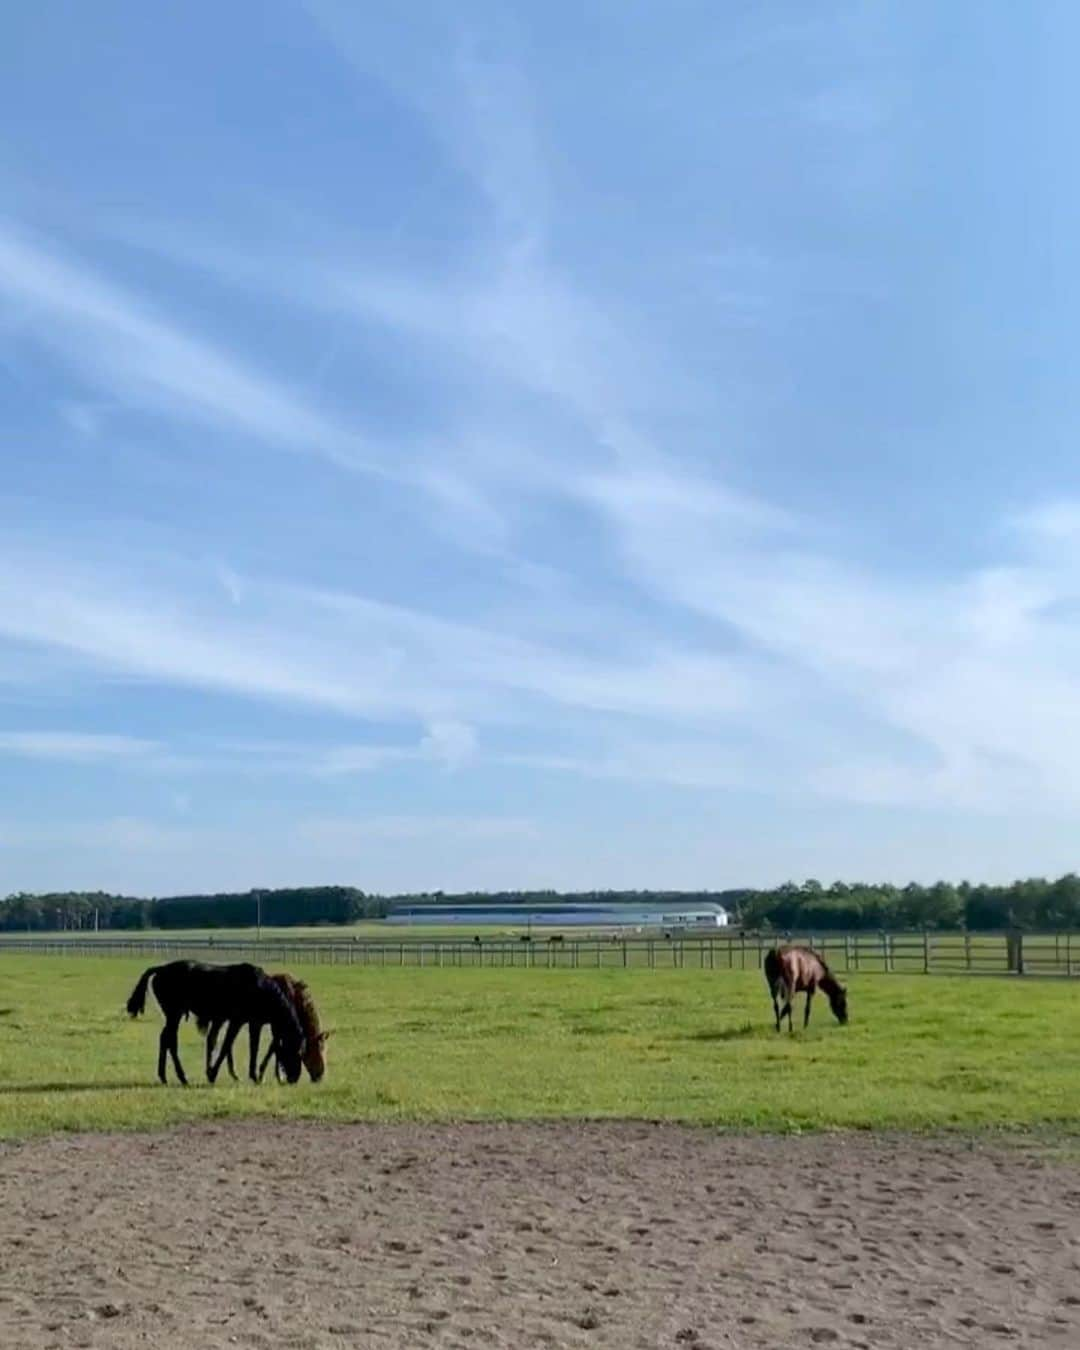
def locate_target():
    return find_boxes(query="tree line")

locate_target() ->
[736,875,1080,932]
[0,887,385,932]
[2,875,1080,932]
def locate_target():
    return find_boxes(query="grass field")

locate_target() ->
[1,955,1078,1140]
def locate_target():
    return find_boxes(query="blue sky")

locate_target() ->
[2,2,1078,895]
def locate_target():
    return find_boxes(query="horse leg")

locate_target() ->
[771,985,782,1033]
[208,1020,242,1084]
[776,980,792,1034]
[220,1020,237,1085]
[256,1039,276,1083]
[248,1022,263,1083]
[157,1021,171,1084]
[784,983,795,1034]
[804,987,814,1029]
[167,1016,187,1086]
[205,1020,220,1081]
[205,1021,238,1081]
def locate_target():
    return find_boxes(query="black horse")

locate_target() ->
[125,960,305,1085]
[204,973,329,1086]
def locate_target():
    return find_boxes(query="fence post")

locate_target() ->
[922,930,930,974]
[964,932,971,972]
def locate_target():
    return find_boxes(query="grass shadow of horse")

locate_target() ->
[0,1080,214,1095]
[680,1021,759,1043]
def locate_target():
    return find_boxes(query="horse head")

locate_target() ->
[302,1029,333,1082]
[275,1029,305,1083]
[279,976,330,1083]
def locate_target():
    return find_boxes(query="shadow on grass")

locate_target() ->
[0,1080,213,1095]
[681,1022,759,1043]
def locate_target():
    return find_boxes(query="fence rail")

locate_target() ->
[0,930,1075,976]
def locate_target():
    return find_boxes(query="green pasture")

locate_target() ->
[0,956,1078,1139]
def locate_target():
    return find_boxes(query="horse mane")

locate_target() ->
[799,948,844,995]
[271,973,321,1044]
[804,948,833,977]
[260,974,304,1042]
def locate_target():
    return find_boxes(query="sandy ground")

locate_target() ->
[1,1122,1079,1349]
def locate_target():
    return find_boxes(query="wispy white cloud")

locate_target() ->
[0,731,159,762]
[1,815,209,852]
[295,813,537,847]
[0,811,539,894]
[500,738,745,792]
[590,477,1080,811]
[0,726,474,781]
[5,8,1077,849]
[420,720,477,770]
[0,543,756,735]
[57,401,104,438]
[305,0,547,248]
[0,225,385,477]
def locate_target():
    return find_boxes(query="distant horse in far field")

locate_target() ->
[764,946,848,1033]
[208,972,331,1084]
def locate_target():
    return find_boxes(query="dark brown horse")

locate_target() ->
[207,972,331,1084]
[764,946,848,1033]
[125,960,305,1085]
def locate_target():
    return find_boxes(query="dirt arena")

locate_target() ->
[1,1121,1078,1348]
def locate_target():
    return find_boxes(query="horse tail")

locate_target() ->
[763,947,782,989]
[126,965,163,1018]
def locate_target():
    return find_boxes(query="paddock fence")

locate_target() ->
[0,930,1075,976]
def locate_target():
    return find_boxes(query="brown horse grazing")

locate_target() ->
[207,973,331,1084]
[125,961,305,1085]
[764,946,848,1033]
